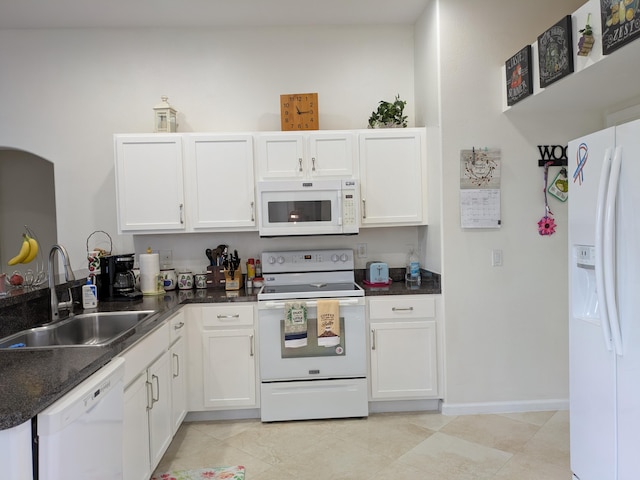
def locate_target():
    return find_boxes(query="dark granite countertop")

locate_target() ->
[0,269,440,430]
[0,287,257,430]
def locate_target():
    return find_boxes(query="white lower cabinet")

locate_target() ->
[368,295,441,400]
[122,310,187,480]
[187,304,258,411]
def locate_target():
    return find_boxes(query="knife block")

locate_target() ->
[223,268,243,290]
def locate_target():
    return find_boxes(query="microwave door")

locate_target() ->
[260,189,342,236]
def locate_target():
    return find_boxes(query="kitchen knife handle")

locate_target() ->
[298,158,303,172]
[362,199,367,218]
[179,203,184,224]
[311,157,316,171]
[250,201,255,221]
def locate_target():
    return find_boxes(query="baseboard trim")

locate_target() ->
[184,409,260,422]
[369,398,441,414]
[440,398,569,416]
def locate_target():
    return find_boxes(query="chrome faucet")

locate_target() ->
[49,245,76,322]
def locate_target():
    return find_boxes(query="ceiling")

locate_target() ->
[0,0,431,29]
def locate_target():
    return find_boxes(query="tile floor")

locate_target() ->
[153,410,571,480]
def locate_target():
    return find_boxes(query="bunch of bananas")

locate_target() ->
[7,232,39,266]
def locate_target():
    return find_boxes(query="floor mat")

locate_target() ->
[150,465,245,479]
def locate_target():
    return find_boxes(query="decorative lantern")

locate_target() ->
[153,96,178,132]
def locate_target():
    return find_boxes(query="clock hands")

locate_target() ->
[296,106,312,115]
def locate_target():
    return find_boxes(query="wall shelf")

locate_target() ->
[502,0,640,117]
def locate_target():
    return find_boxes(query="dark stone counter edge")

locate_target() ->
[0,268,440,430]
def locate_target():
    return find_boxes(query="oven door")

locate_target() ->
[258,179,344,236]
[258,297,366,381]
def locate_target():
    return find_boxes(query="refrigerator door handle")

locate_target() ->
[595,147,614,351]
[604,145,624,356]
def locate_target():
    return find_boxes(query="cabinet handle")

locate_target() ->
[145,379,153,411]
[362,199,366,219]
[371,328,376,350]
[392,307,414,312]
[250,201,255,222]
[174,321,184,330]
[216,313,240,319]
[298,158,303,172]
[249,334,254,357]
[311,157,316,171]
[173,352,180,378]
[151,374,160,406]
[179,203,184,224]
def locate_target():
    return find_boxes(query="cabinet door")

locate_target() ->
[123,374,151,480]
[170,335,187,435]
[202,328,256,408]
[359,129,426,226]
[370,321,438,399]
[256,133,305,179]
[185,134,256,230]
[308,132,356,177]
[114,134,185,233]
[147,350,173,471]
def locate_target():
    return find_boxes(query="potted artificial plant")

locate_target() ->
[368,94,407,128]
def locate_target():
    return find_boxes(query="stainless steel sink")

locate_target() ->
[0,310,156,349]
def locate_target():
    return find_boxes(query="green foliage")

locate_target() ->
[368,94,407,128]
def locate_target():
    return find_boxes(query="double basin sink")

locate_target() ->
[0,310,156,349]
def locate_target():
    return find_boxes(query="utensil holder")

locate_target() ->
[224,268,243,291]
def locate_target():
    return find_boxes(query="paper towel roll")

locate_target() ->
[139,253,160,294]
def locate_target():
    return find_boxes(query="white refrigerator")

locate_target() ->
[568,118,640,480]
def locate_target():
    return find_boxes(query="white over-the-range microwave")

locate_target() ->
[257,179,359,237]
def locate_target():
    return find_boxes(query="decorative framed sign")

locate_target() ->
[505,45,534,106]
[601,0,640,55]
[537,15,574,88]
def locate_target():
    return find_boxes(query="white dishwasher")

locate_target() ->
[37,357,125,480]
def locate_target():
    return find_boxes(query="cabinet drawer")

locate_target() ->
[169,310,186,345]
[368,296,435,320]
[121,322,170,387]
[202,304,254,327]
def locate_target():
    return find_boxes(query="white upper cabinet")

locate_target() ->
[256,131,356,179]
[358,128,427,227]
[114,134,185,233]
[184,134,256,231]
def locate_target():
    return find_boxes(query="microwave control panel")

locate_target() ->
[342,189,357,227]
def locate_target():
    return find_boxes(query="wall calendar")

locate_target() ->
[460,148,501,229]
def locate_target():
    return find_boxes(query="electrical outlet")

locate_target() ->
[491,249,503,267]
[356,243,367,258]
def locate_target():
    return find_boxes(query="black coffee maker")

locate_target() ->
[98,254,141,300]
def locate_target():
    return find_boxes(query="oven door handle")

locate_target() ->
[261,298,361,309]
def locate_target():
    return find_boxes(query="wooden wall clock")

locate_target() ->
[280,93,319,131]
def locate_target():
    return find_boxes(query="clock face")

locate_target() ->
[280,93,319,131]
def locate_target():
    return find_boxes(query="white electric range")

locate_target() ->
[257,249,368,422]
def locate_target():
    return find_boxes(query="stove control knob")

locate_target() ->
[267,256,276,265]
[277,256,285,264]
[340,253,348,262]
[331,254,339,262]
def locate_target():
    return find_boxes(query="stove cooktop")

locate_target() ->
[257,281,364,300]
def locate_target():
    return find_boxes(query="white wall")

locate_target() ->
[415,0,603,413]
[0,26,418,272]
[0,151,57,270]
